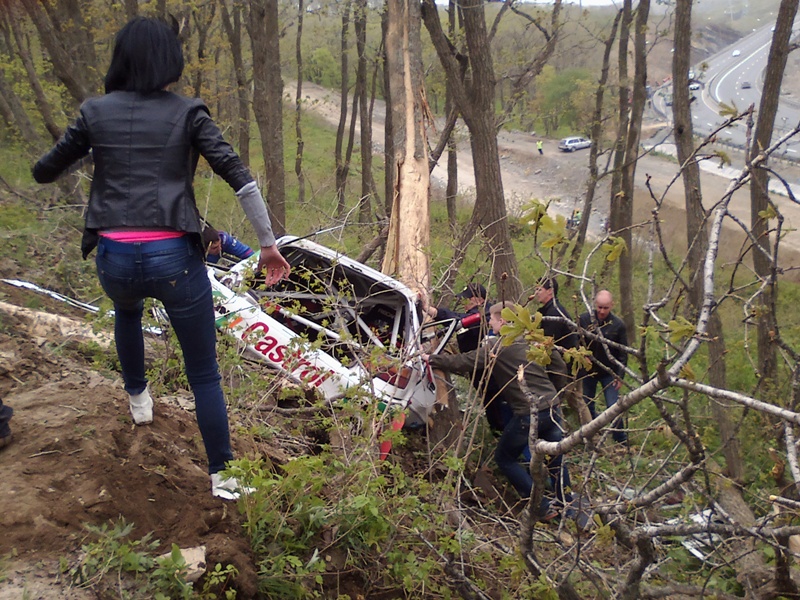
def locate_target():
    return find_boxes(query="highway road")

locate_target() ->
[653,20,800,159]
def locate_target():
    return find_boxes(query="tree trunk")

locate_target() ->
[749,0,799,385]
[445,0,458,233]
[5,3,62,141]
[421,0,522,301]
[191,4,217,99]
[18,0,91,104]
[248,0,286,236]
[294,0,306,204]
[567,9,622,275]
[219,0,250,167]
[382,10,395,220]
[335,1,352,218]
[610,0,634,333]
[617,0,649,340]
[673,0,743,484]
[0,67,42,148]
[355,0,375,227]
[381,0,431,298]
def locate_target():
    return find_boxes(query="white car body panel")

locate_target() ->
[209,236,457,426]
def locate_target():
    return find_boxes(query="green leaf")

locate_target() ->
[667,316,695,344]
[758,205,777,221]
[679,362,696,381]
[602,236,627,262]
[718,101,738,117]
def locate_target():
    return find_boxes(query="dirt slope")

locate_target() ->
[0,285,261,598]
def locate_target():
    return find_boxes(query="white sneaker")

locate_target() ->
[211,473,255,500]
[129,388,153,425]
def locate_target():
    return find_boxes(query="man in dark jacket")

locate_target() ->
[424,302,573,518]
[533,277,592,426]
[578,290,629,444]
[533,277,578,351]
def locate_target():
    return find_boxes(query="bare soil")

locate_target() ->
[0,283,264,599]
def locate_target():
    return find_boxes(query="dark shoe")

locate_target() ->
[541,505,560,522]
[0,433,12,450]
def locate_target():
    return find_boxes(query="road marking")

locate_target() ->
[713,39,772,102]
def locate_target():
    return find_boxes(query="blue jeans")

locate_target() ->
[583,373,627,443]
[494,409,571,513]
[96,237,233,474]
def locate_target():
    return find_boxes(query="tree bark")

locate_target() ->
[18,0,91,104]
[0,66,42,148]
[617,0,650,340]
[749,0,799,385]
[354,0,375,227]
[294,0,306,204]
[567,9,622,275]
[421,0,522,301]
[219,0,250,167]
[5,3,62,141]
[672,0,743,483]
[444,0,458,233]
[381,0,431,298]
[191,3,217,99]
[248,0,286,235]
[335,1,352,218]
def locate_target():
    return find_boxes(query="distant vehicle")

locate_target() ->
[732,49,741,57]
[558,136,591,152]
[741,81,752,89]
[665,94,673,106]
[689,82,701,90]
[688,69,695,80]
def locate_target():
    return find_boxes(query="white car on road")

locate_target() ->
[558,136,592,152]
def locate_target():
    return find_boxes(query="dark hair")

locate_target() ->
[539,277,558,296]
[202,226,220,247]
[104,17,184,93]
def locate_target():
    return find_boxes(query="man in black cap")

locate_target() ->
[532,277,592,427]
[426,283,488,353]
[426,283,511,430]
[533,277,578,351]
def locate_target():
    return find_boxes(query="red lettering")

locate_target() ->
[255,336,278,356]
[268,344,285,363]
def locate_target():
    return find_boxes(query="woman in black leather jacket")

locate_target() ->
[32,17,290,499]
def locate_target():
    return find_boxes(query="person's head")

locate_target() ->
[456,283,487,311]
[104,17,184,93]
[488,301,516,334]
[534,277,557,304]
[594,290,614,321]
[203,226,222,256]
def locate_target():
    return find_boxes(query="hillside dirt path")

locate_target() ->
[295,80,800,281]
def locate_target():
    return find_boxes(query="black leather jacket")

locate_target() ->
[578,311,628,378]
[33,91,253,258]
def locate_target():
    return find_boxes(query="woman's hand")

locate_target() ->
[257,244,291,286]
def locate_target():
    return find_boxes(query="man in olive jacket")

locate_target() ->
[423,302,572,517]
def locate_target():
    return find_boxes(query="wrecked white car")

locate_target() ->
[208,235,459,428]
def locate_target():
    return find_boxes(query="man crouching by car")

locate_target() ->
[421,301,574,521]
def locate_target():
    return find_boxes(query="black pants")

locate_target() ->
[0,399,12,438]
